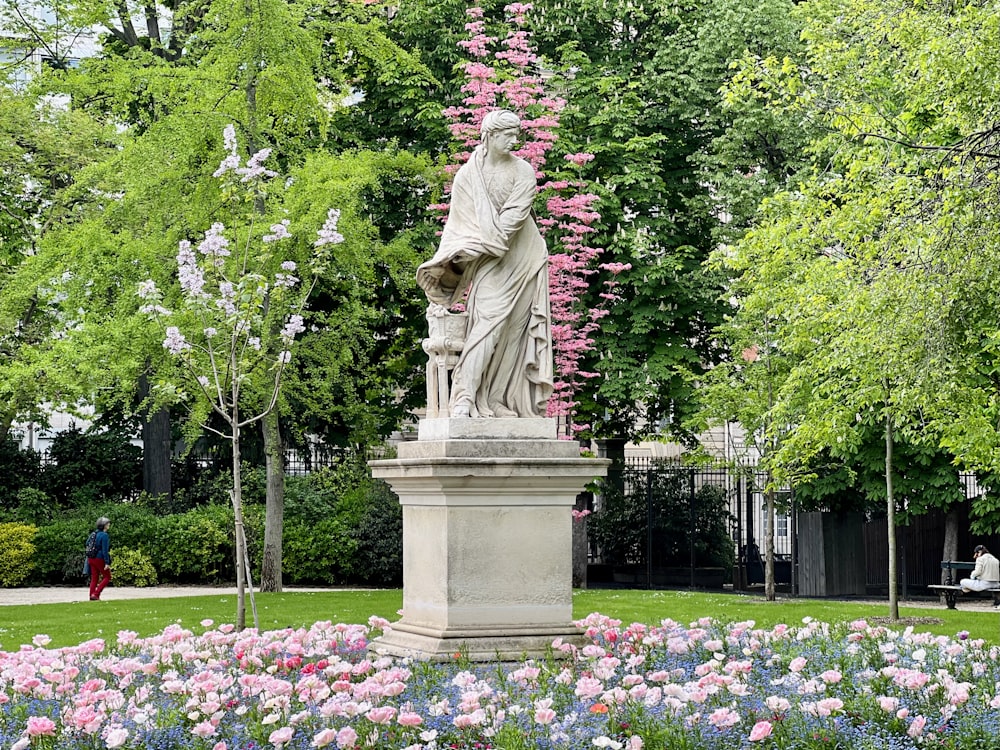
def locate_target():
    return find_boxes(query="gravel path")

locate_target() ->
[0,586,339,606]
[4,586,997,610]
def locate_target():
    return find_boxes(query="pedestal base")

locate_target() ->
[369,418,608,661]
[372,622,587,662]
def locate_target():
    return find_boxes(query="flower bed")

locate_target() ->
[1,613,997,749]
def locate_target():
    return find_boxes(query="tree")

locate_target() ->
[0,84,115,440]
[707,0,1000,615]
[8,0,436,592]
[137,128,342,628]
[438,2,622,433]
[530,0,804,442]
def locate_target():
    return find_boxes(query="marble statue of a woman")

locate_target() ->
[416,109,553,419]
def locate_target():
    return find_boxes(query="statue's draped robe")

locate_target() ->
[417,146,553,418]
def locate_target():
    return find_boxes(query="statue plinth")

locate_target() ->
[369,418,608,661]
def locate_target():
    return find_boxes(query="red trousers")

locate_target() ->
[88,558,111,600]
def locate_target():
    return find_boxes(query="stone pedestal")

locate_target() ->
[369,418,608,660]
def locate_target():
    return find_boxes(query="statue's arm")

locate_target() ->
[495,161,538,238]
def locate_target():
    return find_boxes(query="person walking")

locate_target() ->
[85,517,112,601]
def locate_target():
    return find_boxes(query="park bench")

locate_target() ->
[927,561,1000,609]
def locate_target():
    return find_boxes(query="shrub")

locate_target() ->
[0,522,36,586]
[149,505,234,584]
[282,518,358,585]
[27,519,91,584]
[311,456,375,526]
[0,436,43,513]
[348,479,402,586]
[13,487,55,525]
[40,427,141,507]
[110,547,158,587]
[284,475,339,526]
[170,452,231,510]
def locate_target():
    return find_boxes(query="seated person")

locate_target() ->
[960,544,1000,592]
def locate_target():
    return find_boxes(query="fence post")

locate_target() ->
[689,469,696,588]
[646,468,653,590]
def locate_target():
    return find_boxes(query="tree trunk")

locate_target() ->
[261,410,284,592]
[942,507,960,583]
[764,481,776,601]
[231,418,246,632]
[138,373,172,500]
[886,417,899,621]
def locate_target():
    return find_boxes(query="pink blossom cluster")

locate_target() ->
[3,613,999,749]
[440,5,627,435]
[136,127,343,398]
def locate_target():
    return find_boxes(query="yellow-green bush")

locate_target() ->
[109,547,158,587]
[0,522,37,586]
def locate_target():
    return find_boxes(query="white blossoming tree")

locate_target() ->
[138,126,343,630]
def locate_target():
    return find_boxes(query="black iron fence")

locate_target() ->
[588,458,989,594]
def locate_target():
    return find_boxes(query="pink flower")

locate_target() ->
[397,711,423,727]
[192,720,218,738]
[575,676,604,699]
[26,716,57,737]
[878,696,899,713]
[313,728,338,747]
[749,721,773,742]
[534,707,557,724]
[707,708,740,728]
[820,669,842,684]
[815,698,844,716]
[788,656,807,673]
[366,706,397,724]
[336,726,358,749]
[268,726,294,747]
[908,715,927,738]
[105,727,129,749]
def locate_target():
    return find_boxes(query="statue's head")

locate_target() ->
[481,109,521,135]
[480,109,521,153]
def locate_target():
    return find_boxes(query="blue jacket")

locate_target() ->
[91,530,111,564]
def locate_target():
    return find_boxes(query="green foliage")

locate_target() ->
[0,437,43,510]
[308,456,377,525]
[0,522,36,587]
[27,519,92,585]
[281,518,358,585]
[283,474,339,526]
[169,460,237,511]
[41,427,142,506]
[702,0,1000,538]
[795,430,966,519]
[286,457,403,586]
[109,547,159,587]
[590,469,735,574]
[11,463,399,589]
[350,479,403,587]
[13,488,55,525]
[150,506,234,584]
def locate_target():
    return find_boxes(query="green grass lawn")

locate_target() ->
[2,588,998,650]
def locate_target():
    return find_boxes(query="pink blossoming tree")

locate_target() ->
[137,126,343,630]
[437,2,628,436]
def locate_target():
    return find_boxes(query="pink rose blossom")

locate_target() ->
[749,721,773,742]
[268,726,294,746]
[336,726,358,749]
[26,716,57,737]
